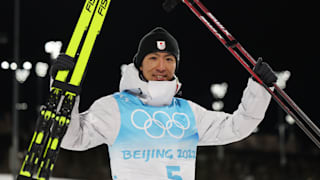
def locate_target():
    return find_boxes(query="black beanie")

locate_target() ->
[133,27,180,71]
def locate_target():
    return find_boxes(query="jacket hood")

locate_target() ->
[119,63,181,106]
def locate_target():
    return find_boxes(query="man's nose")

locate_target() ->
[156,58,166,71]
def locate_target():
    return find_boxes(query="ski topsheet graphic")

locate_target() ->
[17,0,111,179]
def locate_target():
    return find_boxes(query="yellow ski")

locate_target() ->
[18,0,111,179]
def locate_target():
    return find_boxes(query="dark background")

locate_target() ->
[1,0,319,179]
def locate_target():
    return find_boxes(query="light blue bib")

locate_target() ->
[108,91,199,179]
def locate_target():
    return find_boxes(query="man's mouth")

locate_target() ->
[153,75,167,81]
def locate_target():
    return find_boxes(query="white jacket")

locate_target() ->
[61,63,272,150]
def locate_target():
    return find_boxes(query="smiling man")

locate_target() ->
[139,52,176,81]
[53,27,277,180]
[134,27,179,82]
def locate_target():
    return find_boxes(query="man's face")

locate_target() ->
[139,52,176,81]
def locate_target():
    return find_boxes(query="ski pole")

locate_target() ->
[188,0,320,138]
[163,0,320,149]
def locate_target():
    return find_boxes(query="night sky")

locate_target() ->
[0,0,319,139]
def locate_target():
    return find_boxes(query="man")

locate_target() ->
[53,27,277,180]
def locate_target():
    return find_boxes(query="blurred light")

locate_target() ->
[285,115,295,125]
[253,127,259,133]
[276,70,291,89]
[15,69,30,83]
[23,61,32,70]
[120,64,128,76]
[35,62,49,77]
[210,82,228,99]
[16,102,28,110]
[10,62,17,70]
[45,41,63,59]
[212,101,224,111]
[1,61,9,69]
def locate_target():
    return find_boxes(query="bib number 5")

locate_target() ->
[166,166,182,180]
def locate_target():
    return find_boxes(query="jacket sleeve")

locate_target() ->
[189,78,272,146]
[61,95,121,151]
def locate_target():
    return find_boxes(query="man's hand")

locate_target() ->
[49,54,75,78]
[253,57,277,87]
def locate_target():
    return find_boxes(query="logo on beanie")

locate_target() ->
[156,41,166,50]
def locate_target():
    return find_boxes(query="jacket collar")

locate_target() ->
[119,63,181,106]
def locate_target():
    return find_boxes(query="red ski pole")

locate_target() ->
[190,0,320,138]
[163,0,320,149]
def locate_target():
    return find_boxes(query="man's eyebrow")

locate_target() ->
[164,54,174,57]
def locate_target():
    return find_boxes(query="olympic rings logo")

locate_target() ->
[131,109,190,139]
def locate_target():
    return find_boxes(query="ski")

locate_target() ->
[17,0,111,179]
